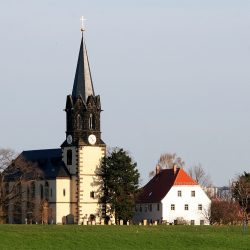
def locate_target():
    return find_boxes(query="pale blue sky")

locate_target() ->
[0,0,249,186]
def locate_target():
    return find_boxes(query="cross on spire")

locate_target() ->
[80,16,87,32]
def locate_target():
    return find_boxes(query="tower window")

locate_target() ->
[90,191,95,198]
[171,204,175,210]
[89,113,93,129]
[76,114,82,129]
[63,189,66,196]
[178,190,182,197]
[67,149,72,165]
[191,191,195,197]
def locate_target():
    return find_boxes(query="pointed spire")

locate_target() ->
[72,34,95,103]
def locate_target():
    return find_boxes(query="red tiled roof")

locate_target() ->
[136,168,197,203]
[173,168,197,185]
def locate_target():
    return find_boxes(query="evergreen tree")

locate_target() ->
[99,148,140,223]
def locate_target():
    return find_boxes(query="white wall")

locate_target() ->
[55,178,71,224]
[162,185,211,225]
[77,145,105,223]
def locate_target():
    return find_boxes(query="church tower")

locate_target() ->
[61,24,106,224]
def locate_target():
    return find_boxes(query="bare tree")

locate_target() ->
[158,153,185,169]
[0,148,42,223]
[205,199,242,225]
[188,163,212,187]
[149,153,184,178]
[0,149,17,172]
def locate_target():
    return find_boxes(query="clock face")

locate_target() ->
[67,135,73,144]
[88,134,96,145]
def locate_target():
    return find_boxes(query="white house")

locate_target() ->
[133,166,211,225]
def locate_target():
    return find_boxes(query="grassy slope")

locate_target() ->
[0,225,249,250]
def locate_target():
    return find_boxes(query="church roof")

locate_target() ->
[136,168,198,203]
[72,35,95,103]
[5,149,70,181]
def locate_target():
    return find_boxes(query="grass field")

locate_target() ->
[0,225,249,250]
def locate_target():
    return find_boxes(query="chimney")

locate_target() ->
[155,165,161,175]
[173,164,178,174]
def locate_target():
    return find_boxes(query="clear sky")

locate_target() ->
[0,0,249,186]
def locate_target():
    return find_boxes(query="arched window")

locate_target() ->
[45,181,49,200]
[27,186,30,199]
[76,114,82,129]
[5,183,9,195]
[67,149,72,165]
[31,182,35,198]
[92,115,96,129]
[40,184,44,200]
[89,113,93,129]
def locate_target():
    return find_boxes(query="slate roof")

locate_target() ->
[5,149,70,181]
[72,35,95,103]
[136,168,198,203]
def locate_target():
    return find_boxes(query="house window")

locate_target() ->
[191,191,195,197]
[157,203,160,211]
[67,149,72,165]
[90,191,95,198]
[184,204,189,210]
[191,220,195,225]
[50,188,53,197]
[145,206,147,212]
[198,204,202,210]
[171,204,175,210]
[149,204,152,212]
[135,206,138,212]
[178,190,182,197]
[139,206,142,212]
[63,189,66,196]
[200,220,204,225]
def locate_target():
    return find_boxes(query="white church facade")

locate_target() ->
[5,30,106,224]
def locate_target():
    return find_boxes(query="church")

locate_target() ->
[5,27,106,224]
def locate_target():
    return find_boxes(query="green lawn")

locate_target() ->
[0,225,249,250]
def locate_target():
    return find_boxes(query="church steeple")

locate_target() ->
[72,35,95,103]
[63,26,104,147]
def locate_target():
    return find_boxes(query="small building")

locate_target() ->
[133,166,211,225]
